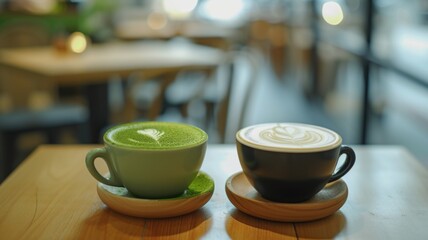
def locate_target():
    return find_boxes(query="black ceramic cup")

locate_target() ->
[236,123,356,203]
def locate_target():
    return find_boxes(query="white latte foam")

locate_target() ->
[237,123,341,152]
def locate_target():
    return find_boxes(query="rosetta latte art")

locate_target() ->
[238,123,340,150]
[128,129,165,145]
[260,125,323,146]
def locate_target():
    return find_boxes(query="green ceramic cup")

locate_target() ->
[85,122,208,199]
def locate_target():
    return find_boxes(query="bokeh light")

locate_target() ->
[200,0,246,21]
[68,32,88,54]
[147,12,168,30]
[162,0,198,19]
[322,1,344,25]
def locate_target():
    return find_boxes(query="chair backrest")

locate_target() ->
[216,47,261,143]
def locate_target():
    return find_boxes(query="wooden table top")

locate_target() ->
[0,41,224,84]
[1,145,427,239]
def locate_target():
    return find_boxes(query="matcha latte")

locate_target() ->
[105,122,207,150]
[86,121,208,198]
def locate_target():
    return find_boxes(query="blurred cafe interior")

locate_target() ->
[0,0,427,182]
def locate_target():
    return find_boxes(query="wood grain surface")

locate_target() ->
[0,145,427,239]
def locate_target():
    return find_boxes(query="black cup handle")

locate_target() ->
[329,145,356,182]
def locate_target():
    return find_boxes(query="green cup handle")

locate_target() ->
[329,145,356,182]
[85,147,122,187]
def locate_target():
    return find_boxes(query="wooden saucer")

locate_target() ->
[97,171,214,218]
[225,172,348,222]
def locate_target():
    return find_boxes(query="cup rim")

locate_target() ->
[236,123,342,153]
[104,121,208,151]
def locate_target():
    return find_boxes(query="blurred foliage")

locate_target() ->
[0,0,119,42]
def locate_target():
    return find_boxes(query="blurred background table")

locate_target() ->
[114,19,238,51]
[0,145,427,239]
[0,41,224,143]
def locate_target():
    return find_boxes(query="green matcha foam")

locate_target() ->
[105,122,207,149]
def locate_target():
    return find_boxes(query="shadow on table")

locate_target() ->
[294,211,347,239]
[142,208,212,238]
[77,206,212,239]
[226,209,296,239]
[77,207,145,238]
[226,209,347,239]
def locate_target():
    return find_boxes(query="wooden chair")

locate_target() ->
[121,44,259,144]
[163,70,209,119]
[203,47,260,143]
